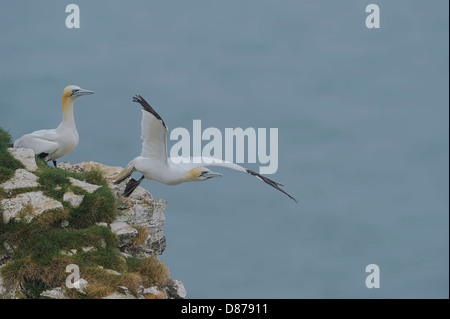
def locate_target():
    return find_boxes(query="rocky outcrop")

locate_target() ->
[5,148,38,171]
[1,191,64,223]
[58,160,167,257]
[0,148,185,299]
[0,169,39,190]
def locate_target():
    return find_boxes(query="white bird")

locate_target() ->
[13,85,95,166]
[114,95,297,202]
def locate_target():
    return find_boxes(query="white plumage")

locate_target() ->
[115,95,296,202]
[13,85,94,166]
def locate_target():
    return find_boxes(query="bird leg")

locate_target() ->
[123,175,145,197]
[53,160,57,167]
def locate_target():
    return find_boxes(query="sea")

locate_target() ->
[0,0,448,298]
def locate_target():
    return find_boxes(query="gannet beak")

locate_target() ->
[204,171,223,179]
[72,88,95,96]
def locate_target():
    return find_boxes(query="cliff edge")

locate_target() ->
[0,128,186,299]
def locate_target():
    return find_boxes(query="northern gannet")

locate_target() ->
[13,85,95,166]
[114,95,297,202]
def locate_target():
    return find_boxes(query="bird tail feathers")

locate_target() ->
[114,160,136,184]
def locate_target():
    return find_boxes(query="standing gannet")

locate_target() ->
[114,95,297,202]
[13,85,95,166]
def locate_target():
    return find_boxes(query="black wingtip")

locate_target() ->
[290,195,299,203]
[246,169,298,203]
[132,94,142,103]
[132,94,167,129]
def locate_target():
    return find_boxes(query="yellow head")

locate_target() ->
[61,85,95,106]
[187,166,223,181]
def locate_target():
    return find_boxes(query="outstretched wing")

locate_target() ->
[171,156,298,202]
[133,95,168,163]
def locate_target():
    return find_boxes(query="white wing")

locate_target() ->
[28,129,58,141]
[14,129,59,157]
[171,156,298,202]
[170,156,247,173]
[133,95,168,163]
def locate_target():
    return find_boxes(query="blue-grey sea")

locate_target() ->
[0,1,448,298]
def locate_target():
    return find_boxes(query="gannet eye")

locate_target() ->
[200,171,208,176]
[71,89,80,96]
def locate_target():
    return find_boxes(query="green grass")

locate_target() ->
[126,255,170,287]
[0,221,124,298]
[35,158,109,202]
[81,169,108,187]
[74,247,126,272]
[0,126,172,299]
[0,222,118,263]
[0,136,123,297]
[1,218,170,298]
[0,127,24,183]
[68,187,118,228]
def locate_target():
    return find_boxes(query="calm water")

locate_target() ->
[0,1,448,298]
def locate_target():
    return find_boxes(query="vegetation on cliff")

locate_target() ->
[0,127,176,299]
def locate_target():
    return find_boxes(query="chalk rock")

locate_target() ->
[103,292,137,299]
[82,246,95,253]
[57,161,85,173]
[68,177,100,193]
[60,249,77,256]
[104,286,136,299]
[143,286,162,295]
[104,268,121,276]
[1,191,64,223]
[96,222,108,227]
[110,180,166,256]
[58,161,167,256]
[40,288,66,299]
[141,286,165,299]
[63,190,84,208]
[0,169,39,191]
[110,221,138,247]
[114,197,167,256]
[7,147,38,171]
[58,161,123,185]
[172,280,187,299]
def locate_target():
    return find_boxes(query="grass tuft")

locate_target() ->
[0,127,24,183]
[127,255,170,288]
[80,169,108,187]
[132,226,149,246]
[68,187,118,228]
[74,247,126,273]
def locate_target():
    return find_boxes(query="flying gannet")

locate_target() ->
[13,85,95,166]
[114,95,297,202]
